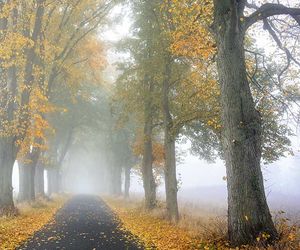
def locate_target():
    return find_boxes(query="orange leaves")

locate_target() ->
[162,0,215,60]
[0,196,66,250]
[105,198,206,250]
[106,198,300,250]
[152,143,165,167]
[17,87,57,159]
[158,1,221,132]
[172,63,221,132]
[80,36,107,71]
[0,32,32,65]
[132,134,165,167]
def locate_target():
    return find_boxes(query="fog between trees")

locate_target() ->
[1,0,300,247]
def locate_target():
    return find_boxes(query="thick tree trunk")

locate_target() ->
[0,139,16,215]
[18,146,41,202]
[124,166,131,198]
[142,114,157,209]
[18,162,36,203]
[47,169,53,196]
[162,58,179,223]
[19,163,32,202]
[110,163,122,196]
[213,1,277,246]
[47,168,60,196]
[164,137,179,223]
[141,73,156,209]
[35,164,45,197]
[0,4,17,216]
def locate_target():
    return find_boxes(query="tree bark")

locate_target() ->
[47,168,60,196]
[35,164,45,197]
[124,166,131,198]
[0,1,45,212]
[18,162,35,202]
[213,1,277,246]
[0,2,17,216]
[19,139,42,202]
[162,57,179,223]
[142,104,157,209]
[110,163,122,196]
[0,139,16,215]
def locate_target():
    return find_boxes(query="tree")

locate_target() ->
[212,0,300,246]
[115,0,164,209]
[0,0,113,211]
[0,0,46,213]
[117,0,221,220]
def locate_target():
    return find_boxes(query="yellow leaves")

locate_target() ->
[105,198,205,250]
[207,118,221,131]
[80,36,107,71]
[172,63,221,131]
[106,198,300,250]
[0,196,66,250]
[0,32,33,64]
[162,0,215,60]
[132,134,165,168]
[0,1,16,19]
[17,87,58,158]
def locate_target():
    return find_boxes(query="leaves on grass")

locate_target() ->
[0,196,66,250]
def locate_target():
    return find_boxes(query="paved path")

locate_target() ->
[18,195,144,250]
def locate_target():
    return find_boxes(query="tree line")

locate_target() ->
[0,0,115,210]
[0,0,300,248]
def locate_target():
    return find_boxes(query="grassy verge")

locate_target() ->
[104,197,226,249]
[104,197,300,250]
[0,195,67,250]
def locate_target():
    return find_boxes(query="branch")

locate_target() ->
[245,3,300,30]
[245,2,259,10]
[238,0,248,15]
[263,19,300,68]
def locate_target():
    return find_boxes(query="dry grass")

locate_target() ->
[104,196,300,250]
[104,196,226,249]
[0,195,67,250]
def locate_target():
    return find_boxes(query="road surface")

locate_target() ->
[18,195,145,250]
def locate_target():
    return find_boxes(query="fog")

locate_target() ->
[11,136,300,216]
[9,0,300,220]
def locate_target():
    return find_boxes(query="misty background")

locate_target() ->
[10,2,300,217]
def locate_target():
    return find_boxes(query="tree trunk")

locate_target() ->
[141,72,157,209]
[0,3,17,216]
[47,169,53,196]
[162,57,179,223]
[19,163,31,202]
[18,145,41,203]
[110,163,122,196]
[115,166,122,195]
[47,168,59,196]
[0,139,16,215]
[35,164,45,197]
[18,162,36,203]
[124,166,131,198]
[142,113,157,209]
[213,1,277,246]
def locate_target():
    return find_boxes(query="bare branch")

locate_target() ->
[263,19,300,68]
[245,3,300,30]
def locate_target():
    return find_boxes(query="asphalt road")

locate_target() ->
[18,195,145,250]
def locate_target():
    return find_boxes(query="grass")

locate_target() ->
[0,195,67,250]
[104,196,300,250]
